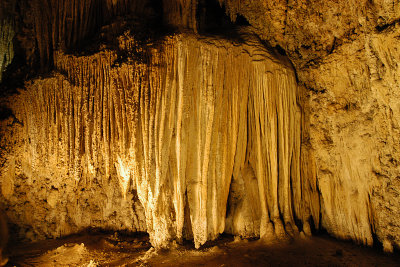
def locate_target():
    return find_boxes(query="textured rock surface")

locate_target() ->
[0,30,310,248]
[1,0,400,253]
[0,76,147,240]
[219,0,400,251]
[0,0,154,76]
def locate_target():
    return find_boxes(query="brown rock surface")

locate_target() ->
[0,30,309,248]
[0,0,400,254]
[220,0,400,251]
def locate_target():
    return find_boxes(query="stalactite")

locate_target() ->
[30,0,103,70]
[1,0,399,253]
[1,31,310,247]
[0,19,14,83]
[28,0,151,71]
[162,0,198,31]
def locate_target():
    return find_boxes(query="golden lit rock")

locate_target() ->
[0,0,400,263]
[1,31,308,249]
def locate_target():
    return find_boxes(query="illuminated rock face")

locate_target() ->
[216,0,400,252]
[1,0,400,253]
[0,32,313,248]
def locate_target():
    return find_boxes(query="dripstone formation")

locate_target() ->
[0,0,399,253]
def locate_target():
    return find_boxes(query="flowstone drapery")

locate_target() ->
[0,33,315,248]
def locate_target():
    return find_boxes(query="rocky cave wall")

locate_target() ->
[218,0,400,252]
[0,0,399,253]
[0,29,316,249]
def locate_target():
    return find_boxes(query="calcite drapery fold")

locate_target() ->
[0,0,399,253]
[0,32,309,248]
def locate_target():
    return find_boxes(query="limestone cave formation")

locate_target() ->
[0,0,400,266]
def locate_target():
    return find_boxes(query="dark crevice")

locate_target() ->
[235,14,250,26]
[368,192,383,250]
[328,37,337,54]
[376,18,400,32]
[308,87,326,94]
[0,107,13,121]
[314,213,328,236]
[308,216,318,235]
[225,177,234,219]
[0,56,30,97]
[283,0,289,35]
[183,190,193,241]
[197,0,249,39]
[289,171,303,233]
[275,45,287,56]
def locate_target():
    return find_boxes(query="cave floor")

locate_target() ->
[6,232,400,266]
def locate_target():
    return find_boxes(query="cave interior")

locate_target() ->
[1,0,400,266]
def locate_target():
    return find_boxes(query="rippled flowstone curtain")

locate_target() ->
[0,31,317,248]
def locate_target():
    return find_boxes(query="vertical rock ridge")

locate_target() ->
[162,0,198,31]
[0,32,308,248]
[14,0,152,72]
[0,19,14,83]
